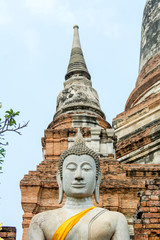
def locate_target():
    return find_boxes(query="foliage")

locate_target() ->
[0,108,29,173]
[0,222,2,230]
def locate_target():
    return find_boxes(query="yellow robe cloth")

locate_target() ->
[51,206,96,240]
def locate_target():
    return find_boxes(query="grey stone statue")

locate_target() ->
[27,132,130,240]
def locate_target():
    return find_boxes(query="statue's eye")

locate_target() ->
[66,163,77,171]
[82,168,90,171]
[82,164,92,171]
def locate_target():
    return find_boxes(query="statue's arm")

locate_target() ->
[112,213,130,240]
[27,215,45,240]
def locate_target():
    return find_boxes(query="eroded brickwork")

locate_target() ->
[0,227,16,240]
[134,178,160,240]
[113,93,160,164]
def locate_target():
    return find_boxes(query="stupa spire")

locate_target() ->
[65,25,91,80]
[72,25,81,48]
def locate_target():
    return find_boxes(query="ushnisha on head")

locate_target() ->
[57,130,101,204]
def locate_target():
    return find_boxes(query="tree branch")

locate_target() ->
[0,121,29,135]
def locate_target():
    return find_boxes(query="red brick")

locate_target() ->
[148,237,159,240]
[134,224,143,229]
[141,207,150,212]
[145,190,152,196]
[135,236,148,240]
[151,196,159,201]
[144,213,160,218]
[145,224,160,229]
[150,218,159,223]
[150,207,158,213]
[0,232,7,237]
[143,218,150,224]
[152,190,160,195]
[147,201,160,207]
[150,229,160,234]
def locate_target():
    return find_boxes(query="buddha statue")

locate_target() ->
[27,131,130,240]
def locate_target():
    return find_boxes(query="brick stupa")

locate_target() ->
[113,0,160,164]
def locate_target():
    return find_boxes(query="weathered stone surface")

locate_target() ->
[125,59,160,111]
[113,92,160,164]
[139,0,160,73]
[54,26,105,120]
[65,25,91,81]
[124,0,160,111]
[55,77,105,119]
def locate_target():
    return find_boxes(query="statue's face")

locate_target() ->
[62,155,96,198]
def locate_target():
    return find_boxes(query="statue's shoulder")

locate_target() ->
[30,208,64,225]
[109,210,126,219]
[97,208,127,224]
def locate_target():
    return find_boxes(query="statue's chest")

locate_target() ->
[65,218,89,240]
[65,213,113,240]
[43,209,114,240]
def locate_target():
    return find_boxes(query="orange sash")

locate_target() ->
[51,206,96,240]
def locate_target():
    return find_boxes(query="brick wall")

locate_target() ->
[134,178,160,239]
[0,227,16,240]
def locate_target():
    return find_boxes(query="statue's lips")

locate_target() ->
[72,184,86,188]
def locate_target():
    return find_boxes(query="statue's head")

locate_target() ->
[57,131,101,204]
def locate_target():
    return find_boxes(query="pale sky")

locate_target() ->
[0,0,146,239]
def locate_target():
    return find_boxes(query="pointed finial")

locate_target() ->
[73,25,79,29]
[65,25,91,80]
[74,128,85,145]
[72,25,81,49]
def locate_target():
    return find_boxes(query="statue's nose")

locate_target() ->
[75,176,83,181]
[75,168,83,181]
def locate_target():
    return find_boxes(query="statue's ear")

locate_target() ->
[56,171,64,204]
[94,171,101,204]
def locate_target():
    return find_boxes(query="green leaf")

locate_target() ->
[10,109,13,114]
[5,111,11,114]
[14,111,20,116]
